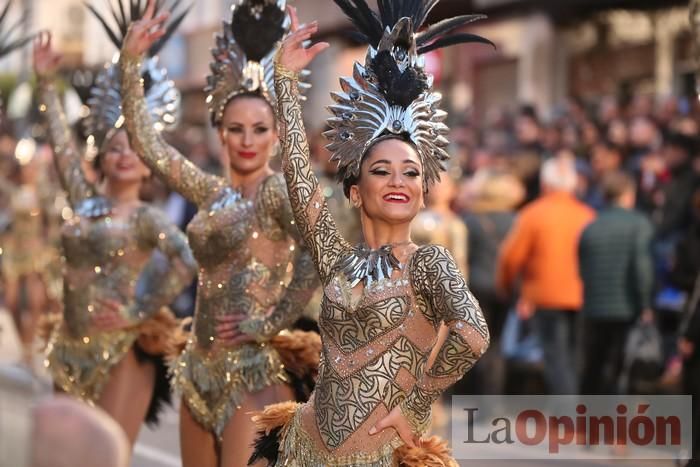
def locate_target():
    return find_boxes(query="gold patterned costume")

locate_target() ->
[0,171,63,301]
[411,211,468,278]
[118,50,319,439]
[248,63,490,465]
[38,79,197,423]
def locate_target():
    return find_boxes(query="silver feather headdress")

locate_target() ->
[84,0,189,149]
[326,0,493,193]
[205,0,309,126]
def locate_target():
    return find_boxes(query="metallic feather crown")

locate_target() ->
[84,0,189,149]
[326,0,493,192]
[0,0,34,60]
[206,0,309,126]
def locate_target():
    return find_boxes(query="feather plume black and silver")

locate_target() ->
[84,0,188,148]
[0,0,34,60]
[205,0,310,126]
[325,0,492,191]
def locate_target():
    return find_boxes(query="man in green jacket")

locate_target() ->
[578,171,654,394]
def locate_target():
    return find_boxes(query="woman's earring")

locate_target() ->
[271,141,281,158]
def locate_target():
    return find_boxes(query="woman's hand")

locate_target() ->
[122,0,169,57]
[215,314,255,347]
[277,6,329,73]
[33,31,62,78]
[91,298,131,331]
[369,405,421,448]
[516,298,535,320]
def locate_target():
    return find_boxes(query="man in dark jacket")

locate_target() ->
[578,171,654,394]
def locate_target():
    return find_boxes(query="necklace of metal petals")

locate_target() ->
[74,196,113,218]
[210,186,244,212]
[338,242,408,288]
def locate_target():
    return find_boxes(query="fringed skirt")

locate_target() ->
[249,402,459,467]
[171,330,320,440]
[44,308,184,425]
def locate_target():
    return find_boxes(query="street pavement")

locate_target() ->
[131,403,681,467]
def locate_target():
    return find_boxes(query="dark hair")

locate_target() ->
[595,138,623,155]
[601,171,635,204]
[92,128,126,173]
[665,132,697,157]
[218,92,277,129]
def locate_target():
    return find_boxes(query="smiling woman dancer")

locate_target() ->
[249,2,492,466]
[118,1,319,466]
[34,1,197,447]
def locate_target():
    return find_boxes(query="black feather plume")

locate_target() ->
[413,0,439,29]
[375,0,436,31]
[0,1,34,59]
[370,50,428,107]
[376,0,395,29]
[0,1,11,28]
[416,14,486,46]
[85,0,191,56]
[230,0,286,62]
[418,32,495,55]
[334,0,491,56]
[247,428,282,466]
[332,0,382,46]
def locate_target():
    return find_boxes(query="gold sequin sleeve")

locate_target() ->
[274,63,350,285]
[240,174,318,340]
[119,51,225,207]
[38,77,97,206]
[403,244,490,433]
[127,205,198,321]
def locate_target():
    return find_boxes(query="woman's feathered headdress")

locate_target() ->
[205,0,309,126]
[84,0,189,148]
[326,0,493,191]
[0,0,34,60]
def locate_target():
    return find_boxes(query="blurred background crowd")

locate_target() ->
[0,0,699,465]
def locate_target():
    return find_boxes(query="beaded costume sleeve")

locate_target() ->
[127,206,198,321]
[119,51,226,207]
[404,245,490,433]
[239,174,318,340]
[38,77,98,206]
[274,65,351,285]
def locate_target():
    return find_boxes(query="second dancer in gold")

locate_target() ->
[119,1,319,465]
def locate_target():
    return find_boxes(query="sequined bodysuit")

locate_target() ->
[266,69,490,465]
[39,79,197,403]
[0,180,57,280]
[119,52,318,438]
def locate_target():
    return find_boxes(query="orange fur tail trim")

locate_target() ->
[251,401,299,435]
[270,330,321,378]
[137,308,190,357]
[394,436,459,467]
